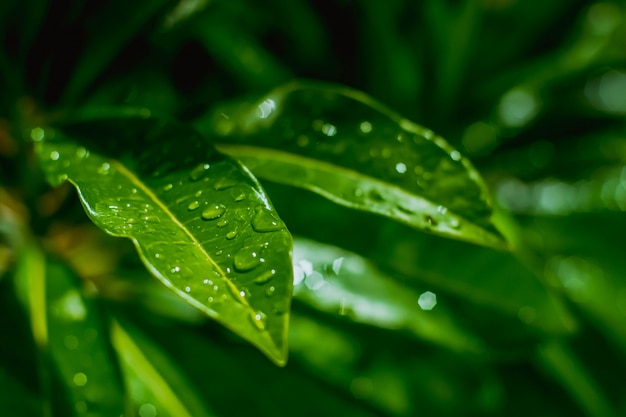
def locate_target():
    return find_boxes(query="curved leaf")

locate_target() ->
[34,117,293,365]
[292,236,484,354]
[197,81,506,249]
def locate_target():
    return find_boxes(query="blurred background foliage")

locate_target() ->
[1,0,626,416]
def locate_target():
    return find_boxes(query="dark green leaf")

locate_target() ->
[537,341,616,417]
[35,117,293,365]
[198,81,506,249]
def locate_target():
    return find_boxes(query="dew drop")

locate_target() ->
[450,150,462,161]
[437,205,448,215]
[190,163,210,181]
[321,123,337,136]
[49,151,60,160]
[188,201,201,211]
[144,215,160,223]
[31,127,45,142]
[234,246,263,272]
[395,162,407,174]
[202,204,226,220]
[131,188,137,194]
[254,269,276,284]
[234,193,246,202]
[97,162,111,175]
[195,190,203,197]
[214,177,238,190]
[171,266,180,273]
[163,183,173,191]
[265,286,276,297]
[73,372,88,387]
[252,206,282,232]
[226,230,238,240]
[75,147,88,158]
[217,219,228,227]
[215,249,223,256]
[250,311,267,330]
[359,121,372,133]
[184,286,191,293]
[449,217,461,229]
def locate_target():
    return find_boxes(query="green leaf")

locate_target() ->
[197,81,506,250]
[292,236,484,354]
[35,117,293,365]
[537,341,616,417]
[111,319,216,417]
[45,259,125,417]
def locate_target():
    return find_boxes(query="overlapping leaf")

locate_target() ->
[196,81,506,249]
[35,117,293,365]
[111,319,216,417]
[292,236,483,354]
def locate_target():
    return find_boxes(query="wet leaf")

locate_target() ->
[292,236,484,354]
[111,319,216,417]
[35,117,293,365]
[198,81,506,249]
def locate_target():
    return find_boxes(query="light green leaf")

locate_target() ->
[198,81,506,249]
[292,236,484,354]
[35,117,293,365]
[111,319,216,417]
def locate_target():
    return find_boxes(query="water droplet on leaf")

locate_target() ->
[226,230,238,240]
[254,269,276,284]
[234,246,263,272]
[250,311,267,330]
[190,163,210,181]
[252,206,282,232]
[202,204,226,220]
[188,201,200,211]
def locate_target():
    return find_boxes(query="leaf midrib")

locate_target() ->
[111,161,252,309]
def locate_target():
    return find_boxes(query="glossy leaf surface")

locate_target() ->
[35,117,293,365]
[292,237,483,354]
[198,81,505,249]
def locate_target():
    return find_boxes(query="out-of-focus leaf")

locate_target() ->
[120,310,384,417]
[377,217,577,341]
[537,341,616,417]
[61,0,173,104]
[292,236,484,354]
[111,319,215,417]
[0,367,41,417]
[191,14,291,90]
[45,259,125,417]
[34,117,293,365]
[198,81,506,250]
[289,312,502,416]
[521,214,626,354]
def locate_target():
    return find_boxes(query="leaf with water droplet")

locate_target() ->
[292,237,484,353]
[35,117,293,365]
[197,81,506,249]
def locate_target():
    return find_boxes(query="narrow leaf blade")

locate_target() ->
[35,118,293,365]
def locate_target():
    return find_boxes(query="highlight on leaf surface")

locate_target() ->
[33,117,293,365]
[197,81,507,250]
